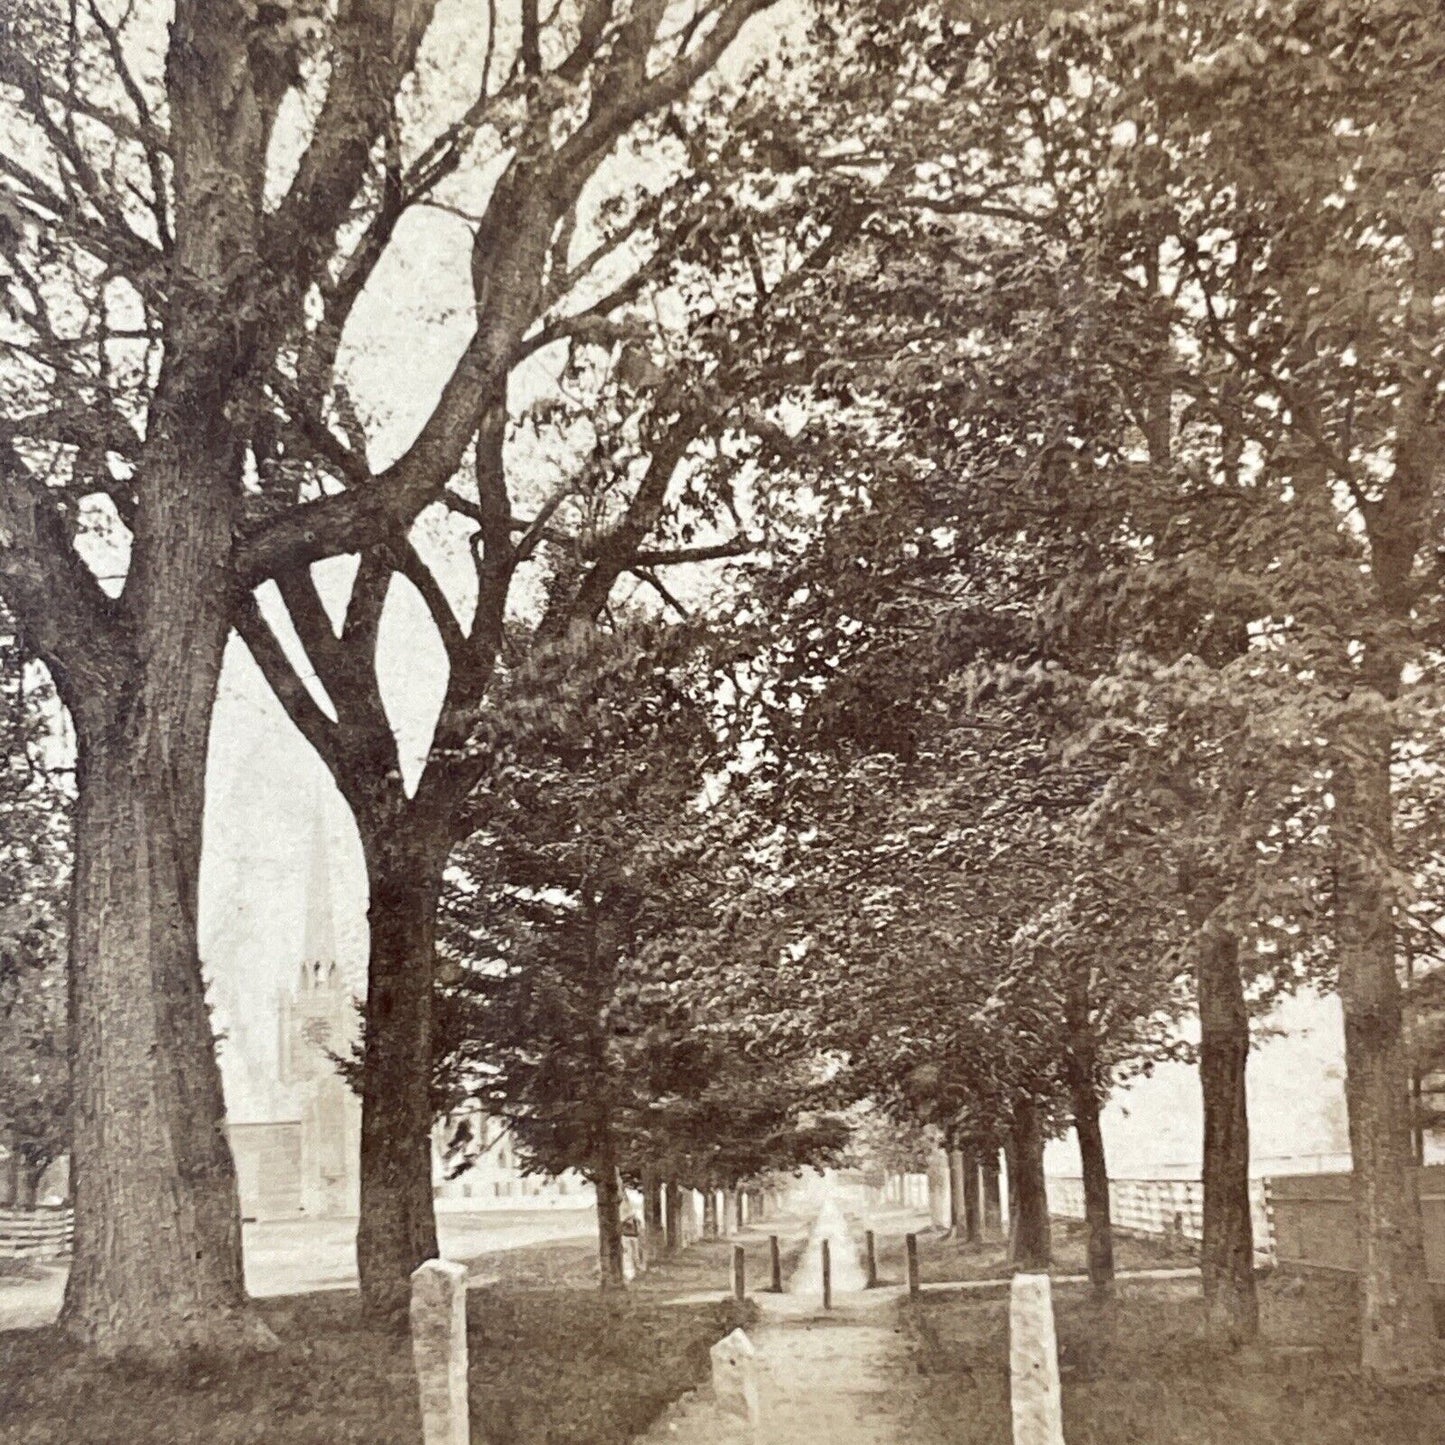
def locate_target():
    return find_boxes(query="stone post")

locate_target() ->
[410,1259,470,1445]
[732,1244,746,1301]
[769,1234,782,1292]
[1009,1273,1065,1445]
[821,1238,832,1310]
[906,1232,920,1298]
[711,1327,760,1425]
[865,1229,878,1288]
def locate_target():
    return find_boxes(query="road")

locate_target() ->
[0,1206,596,1333]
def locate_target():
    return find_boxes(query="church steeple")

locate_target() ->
[300,797,338,968]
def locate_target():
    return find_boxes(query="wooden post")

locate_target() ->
[769,1234,783,1292]
[822,1238,832,1310]
[865,1229,878,1288]
[906,1232,920,1299]
[732,1244,746,1301]
[410,1259,470,1445]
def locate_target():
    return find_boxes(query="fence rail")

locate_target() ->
[0,1207,74,1260]
[1047,1176,1275,1262]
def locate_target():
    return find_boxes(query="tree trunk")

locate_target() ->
[981,1150,1003,1237]
[2,1136,18,1207]
[1196,924,1258,1343]
[702,1188,719,1239]
[594,1164,625,1290]
[61,714,262,1356]
[1006,1099,1051,1271]
[1068,1076,1115,1300]
[1334,704,1436,1376]
[947,1141,964,1235]
[927,1147,950,1229]
[355,830,445,1318]
[665,1180,685,1253]
[643,1169,664,1260]
[16,1162,43,1211]
[960,1143,981,1244]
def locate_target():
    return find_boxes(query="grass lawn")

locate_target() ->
[904,1269,1445,1445]
[0,1268,752,1444]
[871,1216,1195,1287]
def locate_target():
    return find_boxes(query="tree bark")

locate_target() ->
[927,1147,950,1229]
[643,1169,664,1260]
[1334,701,1435,1376]
[355,829,445,1318]
[947,1140,964,1235]
[960,1142,981,1244]
[594,1162,626,1290]
[1068,1074,1115,1299]
[1195,924,1258,1343]
[61,713,262,1356]
[1006,1099,1051,1271]
[16,1163,43,1211]
[981,1150,1003,1238]
[665,1179,685,1253]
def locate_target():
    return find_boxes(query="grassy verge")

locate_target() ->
[872,1216,1194,1286]
[0,1266,753,1444]
[904,1270,1445,1445]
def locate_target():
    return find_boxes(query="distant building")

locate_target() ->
[225,805,584,1219]
[432,1111,588,1208]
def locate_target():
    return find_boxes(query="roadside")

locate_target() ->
[904,1258,1445,1445]
[0,1205,598,1333]
[0,1208,809,1445]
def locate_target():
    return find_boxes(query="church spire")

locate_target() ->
[301,791,338,968]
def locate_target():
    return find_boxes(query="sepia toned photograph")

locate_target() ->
[0,1,1443,1440]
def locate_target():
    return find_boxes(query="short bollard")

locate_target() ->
[711,1327,759,1425]
[905,1232,920,1299]
[732,1244,746,1302]
[410,1259,470,1445]
[821,1238,832,1310]
[769,1233,783,1292]
[865,1229,878,1288]
[1010,1273,1065,1445]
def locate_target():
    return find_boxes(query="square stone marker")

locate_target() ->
[710,1326,760,1426]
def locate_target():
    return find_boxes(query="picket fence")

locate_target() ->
[0,1206,74,1261]
[1047,1176,1276,1262]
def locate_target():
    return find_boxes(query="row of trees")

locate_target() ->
[678,0,1445,1376]
[3,0,1443,1384]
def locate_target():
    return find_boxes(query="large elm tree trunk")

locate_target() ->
[1006,1099,1051,1271]
[1334,693,1434,1376]
[61,660,258,1355]
[1196,924,1258,1344]
[355,828,445,1318]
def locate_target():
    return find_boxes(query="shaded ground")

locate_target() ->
[0,1282,751,1445]
[0,1217,808,1445]
[873,1216,1195,1288]
[904,1270,1445,1445]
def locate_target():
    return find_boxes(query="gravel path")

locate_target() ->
[638,1193,945,1445]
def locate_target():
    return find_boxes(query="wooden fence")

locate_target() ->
[1048,1176,1275,1262]
[0,1206,74,1260]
